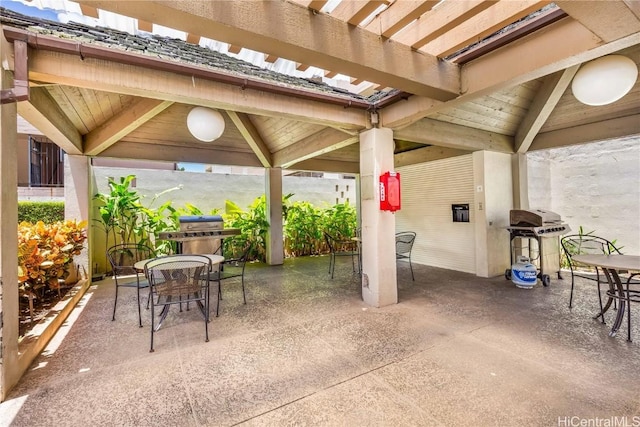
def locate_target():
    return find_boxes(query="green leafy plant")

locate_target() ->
[321,202,357,240]
[18,219,87,321]
[223,196,271,261]
[283,200,323,256]
[93,175,143,247]
[18,201,65,223]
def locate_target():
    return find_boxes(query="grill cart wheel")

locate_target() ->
[505,268,512,280]
[542,274,551,287]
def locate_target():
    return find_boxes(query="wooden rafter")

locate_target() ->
[75,0,460,100]
[365,1,440,38]
[330,1,389,26]
[514,65,578,153]
[273,128,358,168]
[395,146,470,168]
[391,0,498,49]
[394,118,513,153]
[226,111,273,168]
[17,87,83,155]
[84,98,173,155]
[26,48,367,129]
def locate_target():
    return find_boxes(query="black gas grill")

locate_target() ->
[505,209,571,286]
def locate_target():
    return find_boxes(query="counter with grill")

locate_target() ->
[158,215,241,255]
[505,209,571,286]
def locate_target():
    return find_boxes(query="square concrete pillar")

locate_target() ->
[1,69,20,401]
[265,168,283,265]
[64,155,91,277]
[473,151,513,278]
[359,128,397,307]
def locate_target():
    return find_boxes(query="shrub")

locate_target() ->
[18,201,64,223]
[18,219,87,296]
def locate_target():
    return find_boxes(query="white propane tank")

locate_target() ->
[511,256,537,289]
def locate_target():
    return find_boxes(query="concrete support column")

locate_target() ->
[64,155,91,277]
[0,69,20,401]
[359,128,397,307]
[265,168,283,265]
[511,153,530,210]
[473,151,513,278]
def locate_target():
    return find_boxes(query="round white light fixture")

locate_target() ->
[571,55,638,106]
[186,107,225,142]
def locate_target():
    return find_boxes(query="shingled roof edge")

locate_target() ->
[0,6,418,111]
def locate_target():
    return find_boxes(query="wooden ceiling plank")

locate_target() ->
[226,111,273,168]
[514,65,578,153]
[228,44,242,54]
[420,0,551,58]
[75,0,460,100]
[395,146,471,168]
[27,49,367,129]
[394,118,514,153]
[17,86,83,154]
[530,114,640,151]
[365,1,440,38]
[84,98,173,155]
[391,0,498,49]
[101,141,263,167]
[273,128,358,168]
[78,87,106,125]
[555,1,640,42]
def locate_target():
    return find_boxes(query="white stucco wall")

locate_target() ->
[92,167,356,213]
[527,137,640,255]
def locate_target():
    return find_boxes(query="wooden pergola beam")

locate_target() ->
[273,128,358,168]
[226,111,273,168]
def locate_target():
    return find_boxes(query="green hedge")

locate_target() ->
[18,201,65,223]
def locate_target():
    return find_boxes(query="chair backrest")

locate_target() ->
[324,232,336,253]
[145,255,211,296]
[226,241,253,267]
[561,234,622,265]
[324,232,356,253]
[395,232,416,256]
[107,243,156,276]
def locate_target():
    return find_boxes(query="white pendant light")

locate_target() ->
[186,107,225,142]
[571,55,638,106]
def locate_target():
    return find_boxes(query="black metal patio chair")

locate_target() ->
[324,231,358,279]
[107,242,156,327]
[396,231,416,281]
[209,241,252,316]
[144,254,212,352]
[561,234,621,315]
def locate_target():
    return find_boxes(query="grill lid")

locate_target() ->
[510,209,561,227]
[179,215,223,231]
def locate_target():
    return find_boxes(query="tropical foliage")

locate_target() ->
[18,201,65,223]
[18,219,87,295]
[91,174,358,264]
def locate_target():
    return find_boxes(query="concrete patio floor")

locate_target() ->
[2,256,639,426]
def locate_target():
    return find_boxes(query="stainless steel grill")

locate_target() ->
[158,215,240,254]
[506,209,571,238]
[505,209,571,286]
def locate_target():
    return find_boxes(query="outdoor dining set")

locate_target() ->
[107,240,251,352]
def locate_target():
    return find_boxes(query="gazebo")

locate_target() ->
[1,0,639,401]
